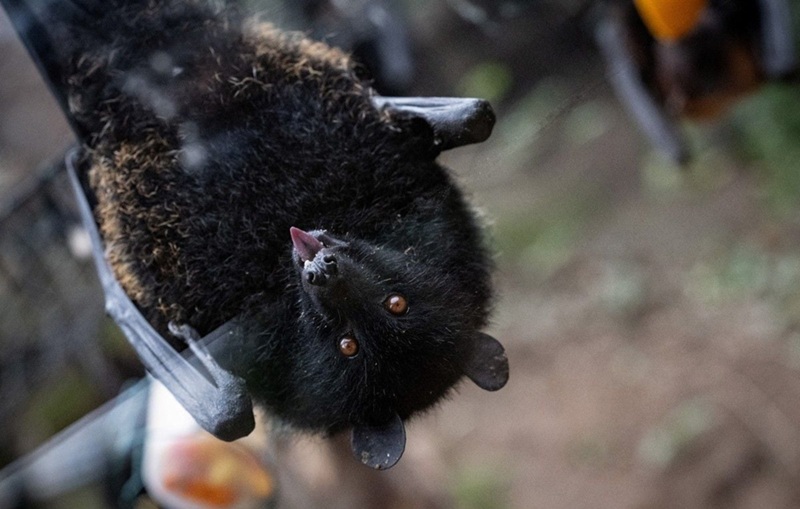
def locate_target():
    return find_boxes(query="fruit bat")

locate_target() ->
[0,0,508,469]
[595,0,797,163]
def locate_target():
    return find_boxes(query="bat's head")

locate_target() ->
[275,226,507,469]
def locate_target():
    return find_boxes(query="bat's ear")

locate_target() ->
[350,413,406,470]
[462,332,509,392]
[372,96,496,151]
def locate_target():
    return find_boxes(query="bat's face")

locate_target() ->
[265,227,507,458]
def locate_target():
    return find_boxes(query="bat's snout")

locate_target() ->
[290,227,348,288]
[304,253,339,286]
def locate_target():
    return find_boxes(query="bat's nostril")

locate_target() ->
[322,255,338,275]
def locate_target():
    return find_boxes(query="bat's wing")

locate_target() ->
[372,96,496,151]
[594,7,690,164]
[758,0,797,78]
[65,148,255,442]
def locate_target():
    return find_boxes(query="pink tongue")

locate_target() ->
[290,227,324,263]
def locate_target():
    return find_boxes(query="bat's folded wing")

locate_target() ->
[372,96,496,151]
[65,148,255,442]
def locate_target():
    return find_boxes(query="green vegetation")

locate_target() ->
[453,464,511,509]
[458,61,515,105]
[638,399,714,468]
[732,85,800,215]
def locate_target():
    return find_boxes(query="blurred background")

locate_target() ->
[2,0,800,507]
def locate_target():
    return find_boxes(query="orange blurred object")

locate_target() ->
[143,380,275,509]
[633,0,709,40]
[160,435,274,508]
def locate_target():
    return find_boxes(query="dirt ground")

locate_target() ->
[2,2,800,508]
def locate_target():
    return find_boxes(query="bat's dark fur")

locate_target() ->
[4,0,504,438]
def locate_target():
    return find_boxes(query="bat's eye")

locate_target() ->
[339,336,359,358]
[384,294,408,316]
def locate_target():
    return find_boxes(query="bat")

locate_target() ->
[0,0,508,469]
[595,0,797,163]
